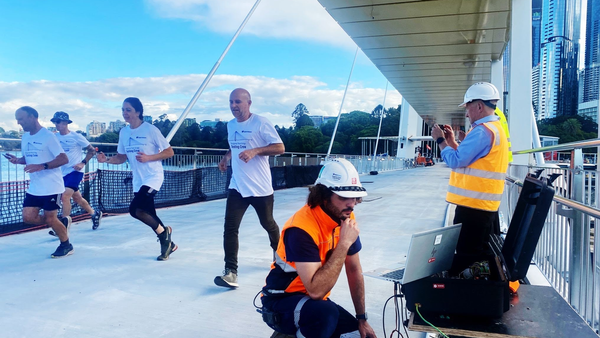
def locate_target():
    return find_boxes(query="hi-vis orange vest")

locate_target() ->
[446,120,509,212]
[263,205,353,300]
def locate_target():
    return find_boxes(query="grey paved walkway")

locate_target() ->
[0,164,451,337]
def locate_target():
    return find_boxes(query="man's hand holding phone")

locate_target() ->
[3,153,21,164]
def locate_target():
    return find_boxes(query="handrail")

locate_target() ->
[506,175,600,219]
[512,138,600,154]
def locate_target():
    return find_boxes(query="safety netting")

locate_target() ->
[0,165,321,236]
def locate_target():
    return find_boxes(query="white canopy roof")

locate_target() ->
[317,0,511,127]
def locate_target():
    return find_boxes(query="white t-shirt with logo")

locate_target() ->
[117,122,171,193]
[227,114,283,197]
[21,128,66,196]
[56,131,91,176]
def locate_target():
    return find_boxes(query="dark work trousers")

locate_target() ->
[453,205,500,256]
[223,189,280,273]
[261,294,360,338]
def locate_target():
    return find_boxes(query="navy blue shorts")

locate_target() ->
[23,193,61,211]
[63,171,84,191]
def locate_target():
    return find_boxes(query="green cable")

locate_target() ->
[415,304,450,338]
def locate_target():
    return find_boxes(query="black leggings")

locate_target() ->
[129,185,164,232]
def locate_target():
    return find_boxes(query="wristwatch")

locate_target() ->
[356,313,368,321]
[81,159,87,164]
[43,163,49,170]
[436,137,445,145]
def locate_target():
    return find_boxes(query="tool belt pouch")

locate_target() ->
[260,307,282,332]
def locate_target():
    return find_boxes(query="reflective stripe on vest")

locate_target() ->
[446,120,509,212]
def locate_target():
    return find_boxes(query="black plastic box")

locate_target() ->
[402,174,555,318]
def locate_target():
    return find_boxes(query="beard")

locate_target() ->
[322,201,353,221]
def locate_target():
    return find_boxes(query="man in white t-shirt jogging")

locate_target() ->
[97,97,176,261]
[215,88,285,288]
[5,106,73,258]
[50,111,102,234]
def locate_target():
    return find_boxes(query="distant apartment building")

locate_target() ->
[143,115,153,124]
[86,120,106,138]
[578,0,600,122]
[182,118,197,128]
[308,115,337,128]
[200,118,222,128]
[108,120,127,133]
[538,0,581,119]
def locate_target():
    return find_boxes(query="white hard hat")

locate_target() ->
[315,158,367,198]
[459,82,500,107]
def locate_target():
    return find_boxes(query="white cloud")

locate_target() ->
[145,0,355,49]
[0,74,402,133]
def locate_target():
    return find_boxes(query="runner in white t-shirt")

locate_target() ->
[214,88,285,288]
[5,106,73,258]
[51,111,103,233]
[97,97,177,261]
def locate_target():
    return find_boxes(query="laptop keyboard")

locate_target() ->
[381,268,405,281]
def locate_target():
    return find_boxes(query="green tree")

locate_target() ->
[290,126,324,152]
[294,114,314,130]
[537,115,597,144]
[276,125,293,150]
[292,103,309,124]
[0,127,4,134]
[212,121,229,149]
[371,104,385,119]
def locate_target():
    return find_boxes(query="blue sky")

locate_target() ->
[0,0,402,132]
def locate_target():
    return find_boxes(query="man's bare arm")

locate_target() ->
[346,253,377,337]
[295,218,359,300]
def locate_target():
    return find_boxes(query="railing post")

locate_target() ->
[83,161,91,204]
[569,148,584,310]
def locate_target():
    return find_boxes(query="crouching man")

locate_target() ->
[261,158,377,338]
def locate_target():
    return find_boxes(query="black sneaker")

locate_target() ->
[91,210,103,230]
[214,268,238,288]
[157,226,178,261]
[51,242,74,258]
[49,216,72,237]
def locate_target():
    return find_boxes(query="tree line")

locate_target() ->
[90,103,402,155]
[3,106,595,154]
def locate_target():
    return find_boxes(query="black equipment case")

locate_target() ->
[402,174,555,317]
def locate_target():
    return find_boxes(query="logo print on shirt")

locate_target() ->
[125,136,144,154]
[230,131,249,150]
[24,142,41,158]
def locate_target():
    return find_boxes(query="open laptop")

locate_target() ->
[364,224,462,284]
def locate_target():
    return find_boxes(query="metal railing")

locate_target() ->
[503,138,600,332]
[1,138,416,183]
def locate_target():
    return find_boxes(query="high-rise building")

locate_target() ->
[532,64,541,118]
[538,0,581,119]
[86,120,106,138]
[533,0,543,67]
[182,118,196,128]
[108,120,127,133]
[578,0,600,122]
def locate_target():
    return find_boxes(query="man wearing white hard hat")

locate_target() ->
[431,82,509,256]
[260,158,377,338]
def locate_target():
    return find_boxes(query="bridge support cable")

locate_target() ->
[326,47,359,160]
[371,81,388,171]
[166,0,263,143]
[530,104,545,166]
